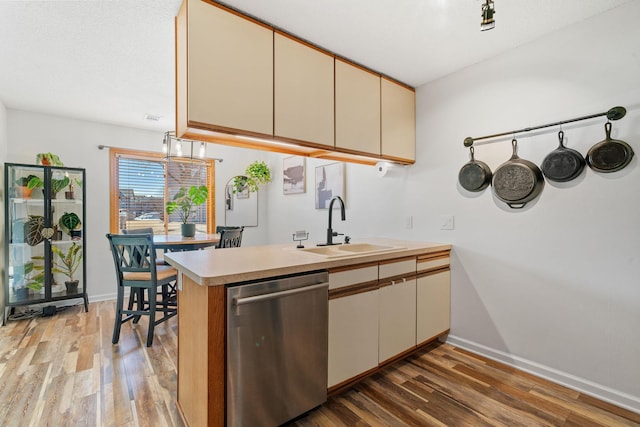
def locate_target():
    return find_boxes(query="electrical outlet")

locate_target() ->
[440,215,454,230]
[405,215,413,229]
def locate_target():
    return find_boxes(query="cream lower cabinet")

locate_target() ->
[416,252,451,344]
[328,290,379,388]
[378,257,417,363]
[327,264,379,388]
[378,278,417,363]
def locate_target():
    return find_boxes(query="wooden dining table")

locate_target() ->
[153,233,220,252]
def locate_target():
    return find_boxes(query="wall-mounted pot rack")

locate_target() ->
[463,106,627,147]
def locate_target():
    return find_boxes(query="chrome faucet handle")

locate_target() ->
[344,236,351,244]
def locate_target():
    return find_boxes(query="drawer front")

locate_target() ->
[417,255,450,272]
[329,265,378,290]
[379,258,416,280]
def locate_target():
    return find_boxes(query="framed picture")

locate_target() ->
[315,162,345,209]
[283,156,306,194]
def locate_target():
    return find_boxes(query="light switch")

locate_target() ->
[440,215,454,230]
[405,215,413,229]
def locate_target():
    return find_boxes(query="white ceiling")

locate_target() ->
[0,0,634,133]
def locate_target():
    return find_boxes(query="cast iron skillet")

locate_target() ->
[586,122,634,173]
[541,130,586,182]
[459,146,492,192]
[492,139,545,209]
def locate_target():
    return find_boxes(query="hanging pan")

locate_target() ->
[586,121,634,173]
[458,146,492,192]
[541,130,586,182]
[492,139,545,209]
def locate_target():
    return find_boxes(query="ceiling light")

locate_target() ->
[481,0,495,31]
[163,131,223,163]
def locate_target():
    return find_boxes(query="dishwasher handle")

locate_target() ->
[233,282,328,306]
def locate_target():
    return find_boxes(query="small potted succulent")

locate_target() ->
[65,178,82,200]
[51,242,83,293]
[166,185,209,237]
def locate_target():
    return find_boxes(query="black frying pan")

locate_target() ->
[459,146,492,192]
[541,130,586,182]
[492,139,545,209]
[586,122,634,173]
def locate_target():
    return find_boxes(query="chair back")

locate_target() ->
[216,227,243,248]
[122,227,154,235]
[106,234,159,285]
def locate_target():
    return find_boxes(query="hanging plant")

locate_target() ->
[233,161,272,193]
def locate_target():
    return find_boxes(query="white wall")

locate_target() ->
[263,155,409,246]
[410,1,640,412]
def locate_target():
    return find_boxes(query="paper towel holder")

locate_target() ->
[375,161,406,177]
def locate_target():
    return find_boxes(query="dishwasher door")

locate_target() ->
[226,271,329,427]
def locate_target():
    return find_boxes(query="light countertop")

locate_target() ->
[164,238,451,286]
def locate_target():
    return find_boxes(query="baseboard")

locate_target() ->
[87,292,118,303]
[446,335,640,415]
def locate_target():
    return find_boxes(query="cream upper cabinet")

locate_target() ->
[186,0,273,136]
[335,59,381,156]
[381,78,416,162]
[274,33,334,148]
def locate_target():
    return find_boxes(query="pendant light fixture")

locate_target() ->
[163,131,223,163]
[481,0,495,31]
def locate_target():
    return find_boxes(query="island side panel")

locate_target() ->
[177,274,225,426]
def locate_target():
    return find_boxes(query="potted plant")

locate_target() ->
[14,175,39,198]
[13,260,46,297]
[65,178,81,200]
[166,185,209,237]
[51,242,83,293]
[36,153,64,166]
[59,212,82,239]
[28,175,69,199]
[233,161,272,193]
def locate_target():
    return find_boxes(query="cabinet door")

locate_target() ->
[187,0,273,136]
[379,278,417,363]
[328,290,379,387]
[274,33,334,148]
[416,270,451,344]
[381,78,415,162]
[335,59,381,155]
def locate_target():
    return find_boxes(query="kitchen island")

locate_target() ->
[164,238,451,427]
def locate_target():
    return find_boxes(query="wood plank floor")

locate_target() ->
[0,301,638,427]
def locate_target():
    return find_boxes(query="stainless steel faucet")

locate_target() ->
[318,196,345,246]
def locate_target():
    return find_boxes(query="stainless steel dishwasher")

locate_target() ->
[226,270,329,426]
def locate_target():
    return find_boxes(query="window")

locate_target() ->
[109,148,215,234]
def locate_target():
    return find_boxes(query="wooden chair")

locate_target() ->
[122,227,165,264]
[216,227,244,248]
[106,233,178,347]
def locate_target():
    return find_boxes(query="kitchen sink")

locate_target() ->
[336,243,395,253]
[291,243,404,258]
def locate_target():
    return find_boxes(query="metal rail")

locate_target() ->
[463,106,626,147]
